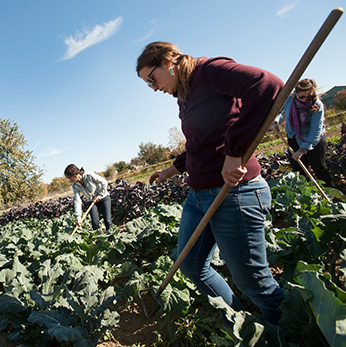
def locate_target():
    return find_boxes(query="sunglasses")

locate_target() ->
[296,93,310,100]
[147,66,158,88]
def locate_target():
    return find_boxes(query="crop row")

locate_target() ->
[0,171,345,346]
[1,138,345,227]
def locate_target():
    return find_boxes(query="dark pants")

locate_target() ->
[287,135,332,186]
[88,195,113,230]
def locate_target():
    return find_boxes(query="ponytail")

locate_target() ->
[176,54,197,102]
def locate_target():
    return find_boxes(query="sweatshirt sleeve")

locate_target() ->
[89,172,109,199]
[275,96,292,126]
[72,184,83,221]
[300,100,325,150]
[173,151,187,173]
[203,58,283,157]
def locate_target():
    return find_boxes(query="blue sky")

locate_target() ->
[1,1,345,184]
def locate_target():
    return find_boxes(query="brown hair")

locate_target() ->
[295,78,320,112]
[136,41,197,102]
[64,164,84,179]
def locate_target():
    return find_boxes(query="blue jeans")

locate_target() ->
[178,175,285,324]
[88,195,113,230]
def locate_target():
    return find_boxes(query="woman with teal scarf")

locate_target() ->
[273,78,332,186]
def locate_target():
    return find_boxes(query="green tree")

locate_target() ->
[138,141,170,165]
[113,161,130,173]
[0,118,44,207]
[333,89,346,110]
[103,165,117,180]
[104,161,132,180]
[130,157,145,168]
[47,176,70,194]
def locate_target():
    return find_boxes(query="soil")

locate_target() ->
[104,296,169,347]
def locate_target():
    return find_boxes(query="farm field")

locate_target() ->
[0,134,345,347]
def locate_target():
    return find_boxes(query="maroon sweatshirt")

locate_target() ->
[173,57,283,190]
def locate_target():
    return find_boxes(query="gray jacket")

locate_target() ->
[72,172,109,221]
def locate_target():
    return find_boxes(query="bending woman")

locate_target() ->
[64,164,113,232]
[273,78,332,186]
[136,41,285,324]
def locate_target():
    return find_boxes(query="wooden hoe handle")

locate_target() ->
[276,131,331,202]
[71,200,96,237]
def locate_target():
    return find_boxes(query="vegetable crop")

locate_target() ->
[0,139,345,346]
[0,176,189,227]
[0,172,345,346]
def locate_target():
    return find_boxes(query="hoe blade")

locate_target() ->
[138,288,160,318]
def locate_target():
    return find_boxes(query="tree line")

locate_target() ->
[0,118,186,209]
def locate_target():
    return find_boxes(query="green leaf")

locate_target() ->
[99,308,120,329]
[80,281,99,310]
[30,291,54,310]
[78,243,101,265]
[54,253,84,271]
[27,310,92,345]
[125,217,151,239]
[159,283,190,318]
[280,282,329,345]
[294,260,323,275]
[65,289,89,321]
[320,274,346,304]
[208,296,265,347]
[0,269,15,285]
[72,266,104,294]
[0,294,28,314]
[154,203,183,221]
[320,214,346,237]
[95,286,118,313]
[124,270,151,298]
[0,253,9,268]
[265,228,283,264]
[38,259,64,295]
[151,255,174,278]
[0,317,9,331]
[13,256,31,278]
[295,270,346,346]
[113,261,139,278]
[326,187,346,202]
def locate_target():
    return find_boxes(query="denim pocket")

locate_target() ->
[255,187,271,214]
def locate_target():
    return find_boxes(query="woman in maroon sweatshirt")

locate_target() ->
[136,41,285,325]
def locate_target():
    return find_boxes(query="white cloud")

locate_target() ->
[38,147,66,157]
[133,10,174,44]
[134,19,159,43]
[277,1,299,17]
[61,17,123,60]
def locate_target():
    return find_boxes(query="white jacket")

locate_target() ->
[72,172,109,221]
